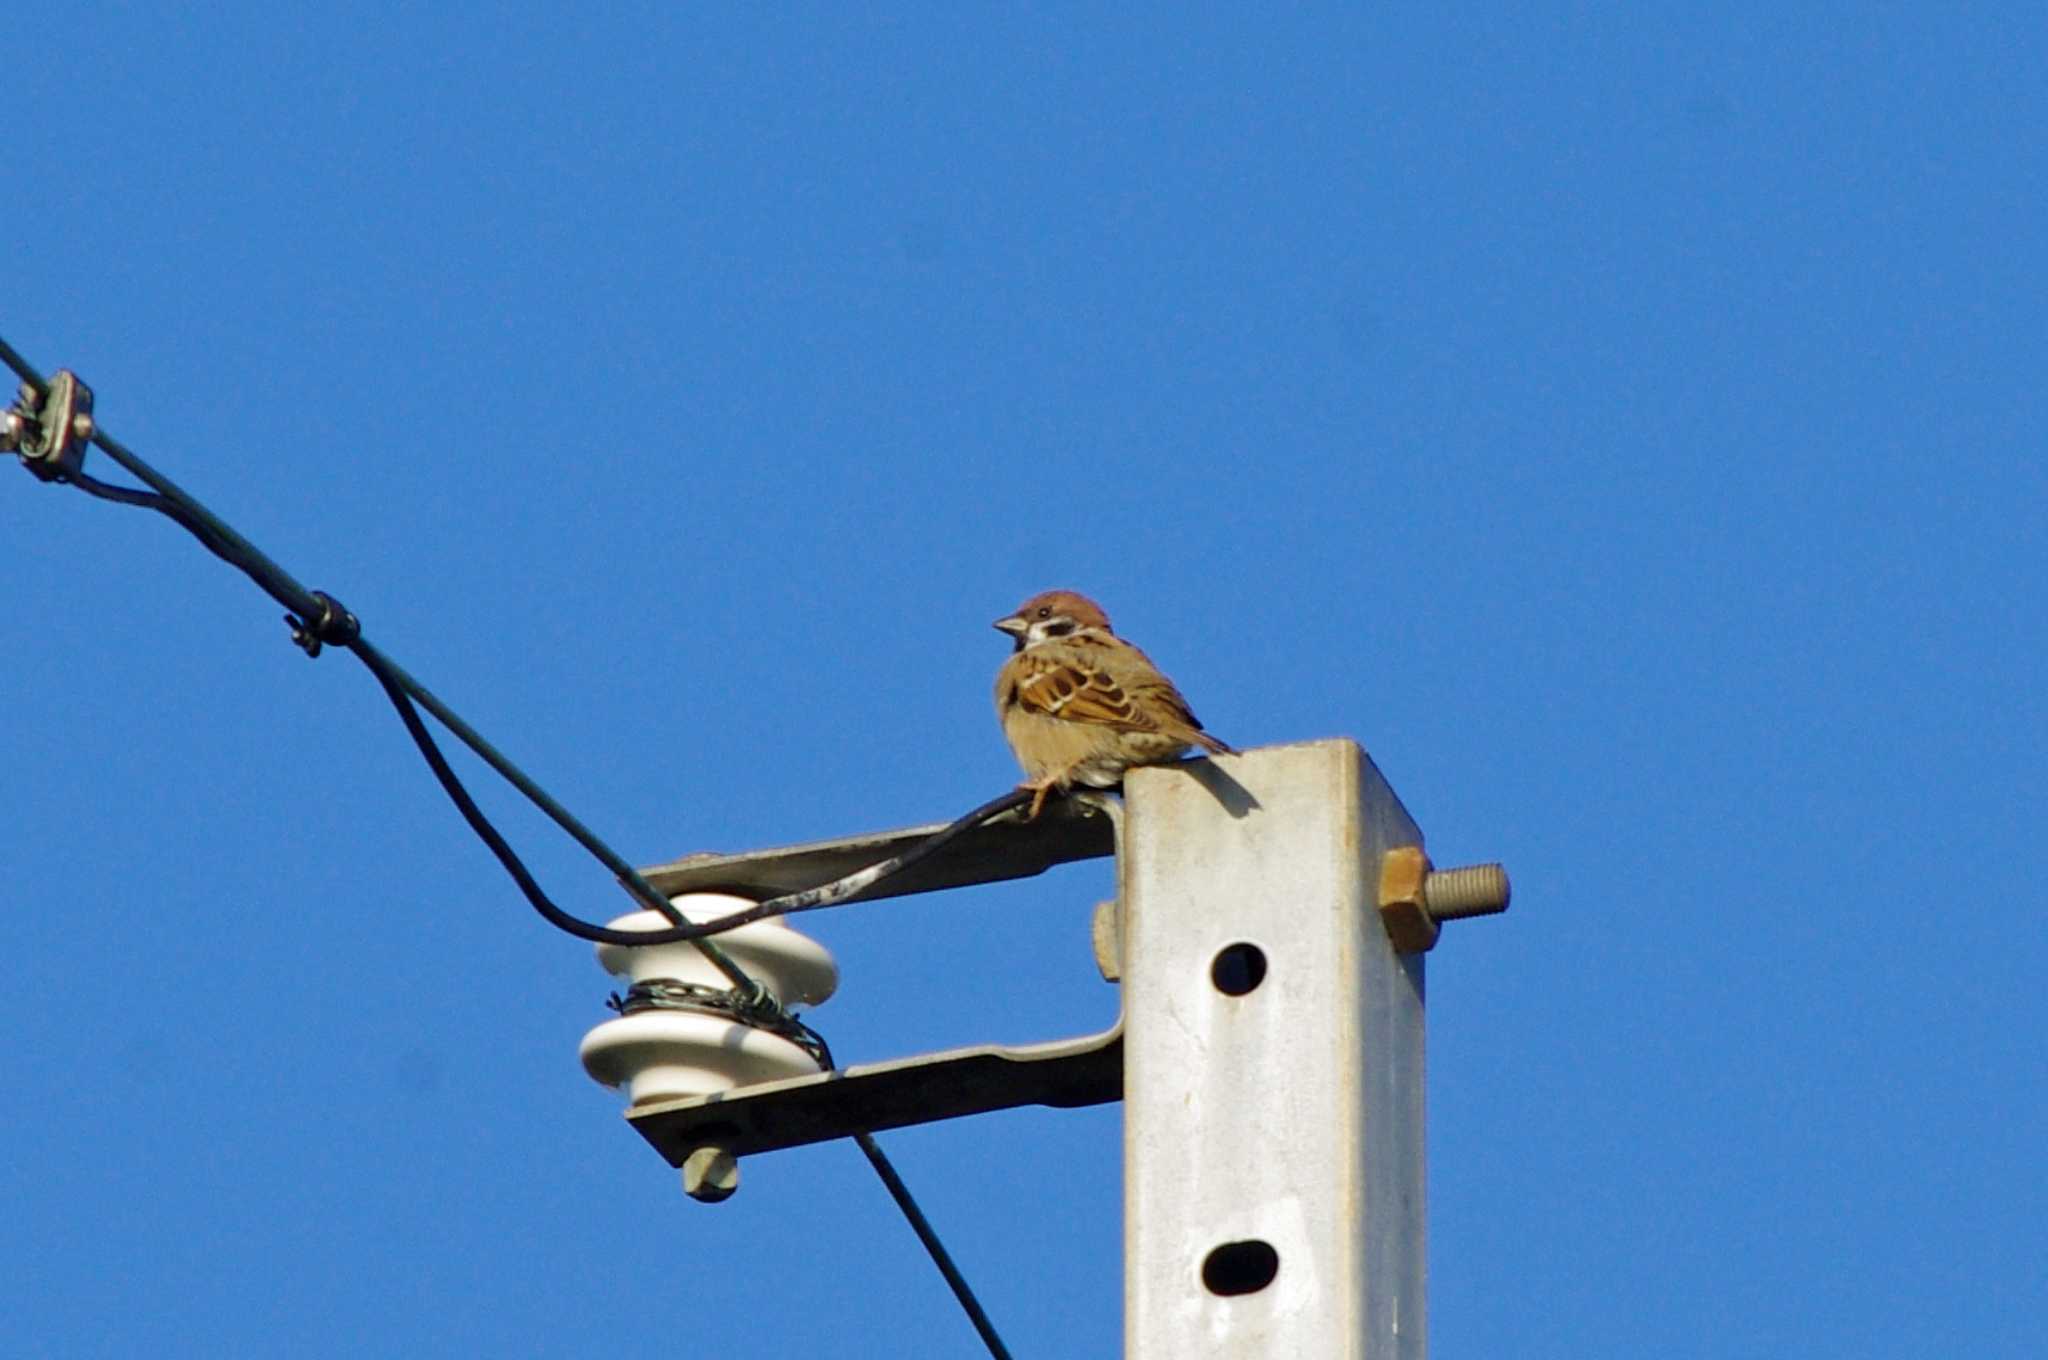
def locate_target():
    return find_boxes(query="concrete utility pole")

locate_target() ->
[593,738,1508,1359]
[1123,740,1432,1358]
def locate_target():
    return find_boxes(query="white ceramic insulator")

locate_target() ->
[578,893,838,1107]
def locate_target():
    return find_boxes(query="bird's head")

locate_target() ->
[993,589,1113,651]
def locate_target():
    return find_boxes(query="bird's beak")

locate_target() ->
[993,615,1027,636]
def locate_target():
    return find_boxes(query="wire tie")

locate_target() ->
[732,976,779,1021]
[606,979,825,1067]
[285,590,360,658]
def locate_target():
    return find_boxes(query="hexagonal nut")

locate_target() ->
[1377,844,1440,955]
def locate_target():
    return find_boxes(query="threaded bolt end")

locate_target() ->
[1424,863,1511,919]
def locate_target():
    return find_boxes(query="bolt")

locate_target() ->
[681,1146,740,1203]
[1379,848,1512,953]
[0,410,22,453]
[1424,863,1511,920]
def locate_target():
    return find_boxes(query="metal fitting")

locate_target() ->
[681,1146,740,1202]
[6,371,93,481]
[1424,862,1511,920]
[1377,846,1511,953]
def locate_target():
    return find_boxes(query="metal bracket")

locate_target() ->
[640,794,1115,904]
[621,794,1123,1168]
[626,1022,1124,1165]
[3,371,94,482]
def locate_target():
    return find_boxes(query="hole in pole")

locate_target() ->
[1201,1239,1279,1296]
[1210,942,1267,996]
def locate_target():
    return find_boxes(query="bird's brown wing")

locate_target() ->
[1010,640,1233,755]
[1131,676,1232,753]
[1008,645,1150,731]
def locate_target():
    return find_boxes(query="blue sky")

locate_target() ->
[4,6,2042,1357]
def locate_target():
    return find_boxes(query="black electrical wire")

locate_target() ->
[0,335,48,396]
[796,1026,1014,1360]
[70,466,267,563]
[852,1133,1013,1360]
[1,337,1039,952]
[372,650,1031,951]
[552,785,1035,946]
[5,336,1028,1360]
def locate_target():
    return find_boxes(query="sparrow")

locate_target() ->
[993,589,1233,820]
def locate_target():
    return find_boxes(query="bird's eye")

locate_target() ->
[1035,606,1051,619]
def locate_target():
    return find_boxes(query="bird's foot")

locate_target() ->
[1017,778,1060,822]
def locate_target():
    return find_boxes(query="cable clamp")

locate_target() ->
[285,589,360,657]
[3,371,94,482]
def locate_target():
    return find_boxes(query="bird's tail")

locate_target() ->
[1190,729,1235,756]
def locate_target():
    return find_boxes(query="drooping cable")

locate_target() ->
[5,336,1029,1357]
[2,338,1035,952]
[850,1134,1013,1360]
[794,1024,1014,1360]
